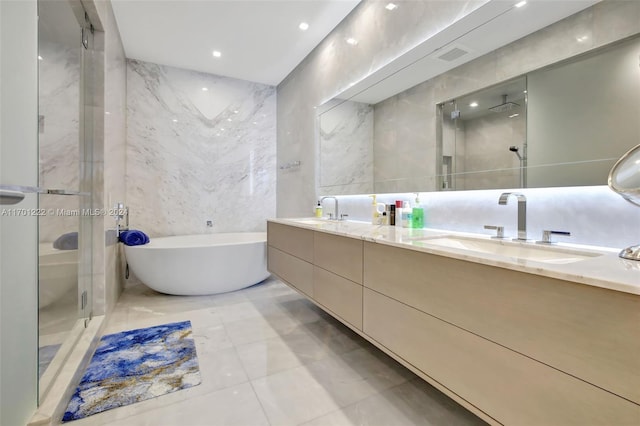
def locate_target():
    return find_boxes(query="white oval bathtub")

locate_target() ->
[123,232,270,295]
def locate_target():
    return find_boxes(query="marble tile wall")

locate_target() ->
[459,112,524,190]
[278,0,640,246]
[126,60,277,236]
[319,100,373,196]
[373,80,436,194]
[38,39,81,243]
[94,0,127,315]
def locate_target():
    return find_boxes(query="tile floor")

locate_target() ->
[70,277,486,426]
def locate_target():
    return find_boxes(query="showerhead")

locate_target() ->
[509,145,523,160]
[489,94,519,113]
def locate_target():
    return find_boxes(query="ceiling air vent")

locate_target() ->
[435,46,469,62]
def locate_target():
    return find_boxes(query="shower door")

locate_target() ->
[0,0,96,403]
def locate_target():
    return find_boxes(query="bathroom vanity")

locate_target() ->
[267,218,640,425]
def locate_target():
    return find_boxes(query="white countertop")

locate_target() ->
[269,218,640,296]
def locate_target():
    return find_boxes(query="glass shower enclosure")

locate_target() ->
[4,0,97,402]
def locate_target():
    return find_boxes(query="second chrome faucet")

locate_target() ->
[498,192,527,241]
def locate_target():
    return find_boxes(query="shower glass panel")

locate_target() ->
[439,77,527,190]
[37,0,94,395]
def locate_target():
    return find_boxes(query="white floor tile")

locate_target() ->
[105,382,270,426]
[302,378,487,426]
[68,279,484,426]
[251,366,343,426]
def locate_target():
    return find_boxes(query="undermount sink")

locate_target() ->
[412,236,603,264]
[292,218,329,225]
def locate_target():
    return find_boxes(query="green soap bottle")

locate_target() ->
[411,193,424,229]
[412,207,424,229]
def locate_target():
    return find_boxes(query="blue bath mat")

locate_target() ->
[62,320,201,422]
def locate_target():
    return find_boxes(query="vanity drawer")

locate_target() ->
[314,232,363,284]
[313,266,362,330]
[363,288,640,426]
[267,222,314,262]
[268,246,313,296]
[364,241,640,404]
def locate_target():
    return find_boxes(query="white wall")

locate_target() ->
[0,1,39,424]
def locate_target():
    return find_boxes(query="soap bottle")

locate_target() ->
[315,201,323,218]
[402,201,412,228]
[394,201,402,227]
[369,195,380,225]
[412,193,424,229]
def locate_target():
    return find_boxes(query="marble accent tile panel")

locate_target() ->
[319,100,374,196]
[126,59,276,237]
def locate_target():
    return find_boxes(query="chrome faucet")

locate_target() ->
[320,196,339,220]
[498,192,527,241]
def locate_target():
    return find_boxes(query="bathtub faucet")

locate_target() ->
[320,196,340,220]
[114,202,129,236]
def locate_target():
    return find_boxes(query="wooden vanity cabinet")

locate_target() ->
[267,222,364,330]
[268,222,640,425]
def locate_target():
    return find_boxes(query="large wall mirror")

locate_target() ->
[317,1,639,195]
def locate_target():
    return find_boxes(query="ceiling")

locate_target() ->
[111,0,360,86]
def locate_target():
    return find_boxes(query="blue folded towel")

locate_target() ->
[53,232,78,250]
[119,230,150,246]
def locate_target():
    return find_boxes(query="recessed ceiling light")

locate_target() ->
[233,110,239,114]
[346,37,358,46]
[202,87,208,91]
[469,102,479,108]
[509,113,519,118]
[227,118,232,122]
[252,121,258,125]
[212,50,221,58]
[523,90,528,94]
[220,128,225,131]
[37,55,43,60]
[172,119,178,123]
[385,3,398,11]
[515,1,526,8]
[299,22,309,31]
[576,35,589,42]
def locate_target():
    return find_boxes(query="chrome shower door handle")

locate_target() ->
[0,189,26,205]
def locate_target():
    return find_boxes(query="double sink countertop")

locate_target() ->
[268,218,640,296]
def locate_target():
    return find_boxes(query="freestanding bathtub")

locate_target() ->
[123,232,270,295]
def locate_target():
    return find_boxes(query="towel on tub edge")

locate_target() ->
[119,230,150,246]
